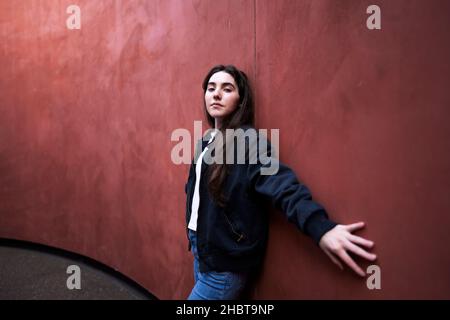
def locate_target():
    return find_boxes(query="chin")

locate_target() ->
[209,111,224,117]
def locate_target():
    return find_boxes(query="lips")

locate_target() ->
[211,103,224,108]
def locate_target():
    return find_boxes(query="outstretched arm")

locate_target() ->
[245,132,377,277]
[319,221,377,277]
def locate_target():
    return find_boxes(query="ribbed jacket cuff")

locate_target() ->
[305,212,338,245]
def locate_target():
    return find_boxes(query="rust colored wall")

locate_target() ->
[1,0,449,299]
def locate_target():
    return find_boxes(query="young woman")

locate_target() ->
[185,64,377,300]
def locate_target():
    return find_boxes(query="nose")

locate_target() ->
[213,89,221,100]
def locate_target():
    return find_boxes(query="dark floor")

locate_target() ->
[0,239,156,300]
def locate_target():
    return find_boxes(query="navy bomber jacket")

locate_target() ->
[185,125,337,273]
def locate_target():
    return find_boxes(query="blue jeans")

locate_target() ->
[187,229,249,300]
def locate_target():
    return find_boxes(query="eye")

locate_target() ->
[207,87,214,92]
[224,88,232,92]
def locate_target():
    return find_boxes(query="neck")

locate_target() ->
[214,118,222,130]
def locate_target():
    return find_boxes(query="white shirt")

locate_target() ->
[188,130,217,231]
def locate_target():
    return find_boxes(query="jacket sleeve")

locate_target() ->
[246,135,337,244]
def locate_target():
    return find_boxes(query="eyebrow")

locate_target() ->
[207,82,236,89]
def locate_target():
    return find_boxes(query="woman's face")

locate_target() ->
[205,71,240,123]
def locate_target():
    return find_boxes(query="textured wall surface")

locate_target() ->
[1,0,449,299]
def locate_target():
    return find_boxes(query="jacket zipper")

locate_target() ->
[186,141,208,251]
[223,212,245,242]
[186,186,194,251]
[186,164,195,251]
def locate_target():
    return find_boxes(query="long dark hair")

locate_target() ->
[201,64,255,207]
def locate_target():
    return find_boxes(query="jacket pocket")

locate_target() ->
[222,211,246,243]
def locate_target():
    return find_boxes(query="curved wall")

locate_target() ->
[1,0,449,299]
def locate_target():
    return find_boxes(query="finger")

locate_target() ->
[345,222,365,233]
[348,234,375,248]
[323,248,344,270]
[337,250,365,277]
[344,240,377,261]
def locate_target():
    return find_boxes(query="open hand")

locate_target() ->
[319,222,376,277]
